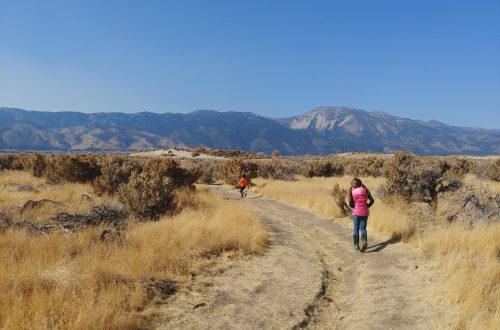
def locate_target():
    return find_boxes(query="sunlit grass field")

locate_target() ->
[252,174,500,329]
[0,171,268,329]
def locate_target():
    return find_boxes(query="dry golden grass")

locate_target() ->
[464,173,500,193]
[252,176,413,237]
[0,171,122,223]
[417,223,500,329]
[0,170,46,185]
[254,174,499,329]
[0,172,268,329]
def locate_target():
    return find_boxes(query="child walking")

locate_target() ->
[238,174,250,198]
[348,178,375,252]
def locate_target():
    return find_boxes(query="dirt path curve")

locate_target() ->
[156,186,447,329]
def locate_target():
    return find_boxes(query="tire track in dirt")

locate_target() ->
[156,186,449,329]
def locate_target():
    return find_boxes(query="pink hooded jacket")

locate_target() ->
[351,187,370,216]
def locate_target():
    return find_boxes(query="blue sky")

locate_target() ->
[1,0,499,128]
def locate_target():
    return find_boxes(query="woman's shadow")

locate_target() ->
[365,236,401,253]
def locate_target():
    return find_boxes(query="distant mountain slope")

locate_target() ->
[0,107,498,155]
[278,107,499,155]
[0,108,312,154]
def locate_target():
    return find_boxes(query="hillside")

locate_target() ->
[278,106,500,155]
[0,107,498,155]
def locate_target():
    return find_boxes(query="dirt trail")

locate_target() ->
[156,186,448,329]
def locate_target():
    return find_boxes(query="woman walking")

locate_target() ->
[348,178,375,252]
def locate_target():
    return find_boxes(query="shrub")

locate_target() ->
[440,185,500,227]
[219,158,259,185]
[445,158,475,178]
[0,154,23,171]
[344,157,385,177]
[484,159,500,181]
[331,184,350,217]
[92,156,142,195]
[44,154,101,184]
[253,159,297,181]
[117,159,199,219]
[381,151,462,207]
[20,153,47,177]
[304,160,344,178]
[51,204,130,231]
[272,149,280,158]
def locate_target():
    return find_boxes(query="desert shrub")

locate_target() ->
[0,153,47,176]
[0,210,12,231]
[304,160,344,178]
[18,153,47,177]
[0,154,23,171]
[381,152,462,207]
[0,154,10,170]
[92,156,142,195]
[440,185,500,227]
[52,204,130,231]
[198,169,214,183]
[331,183,350,216]
[191,150,200,157]
[194,161,215,184]
[218,158,259,185]
[255,160,297,181]
[444,158,475,178]
[117,159,199,219]
[272,149,280,158]
[44,154,101,184]
[484,159,500,181]
[344,157,385,177]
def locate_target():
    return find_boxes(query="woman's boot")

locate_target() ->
[360,233,367,252]
[353,235,359,251]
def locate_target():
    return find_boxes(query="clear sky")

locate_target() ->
[1,0,499,128]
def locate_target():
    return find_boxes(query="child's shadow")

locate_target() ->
[365,236,401,253]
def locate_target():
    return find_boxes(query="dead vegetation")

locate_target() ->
[0,154,268,329]
[380,151,462,207]
[1,150,498,329]
[484,158,500,181]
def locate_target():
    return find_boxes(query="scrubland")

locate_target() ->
[0,151,498,329]
[0,155,267,329]
[250,154,499,329]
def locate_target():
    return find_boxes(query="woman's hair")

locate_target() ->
[351,178,365,188]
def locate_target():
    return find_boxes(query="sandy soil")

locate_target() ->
[129,149,226,159]
[155,185,452,329]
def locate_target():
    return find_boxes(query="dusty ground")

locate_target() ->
[129,148,226,159]
[155,185,452,329]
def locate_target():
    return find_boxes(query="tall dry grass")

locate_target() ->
[253,175,499,329]
[464,173,500,193]
[0,170,267,329]
[252,176,414,238]
[0,170,121,223]
[417,223,500,329]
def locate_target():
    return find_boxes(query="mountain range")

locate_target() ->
[0,106,498,155]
